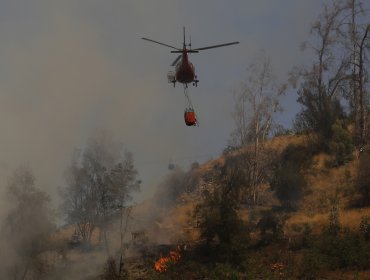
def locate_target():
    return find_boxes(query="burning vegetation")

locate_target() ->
[154,247,181,273]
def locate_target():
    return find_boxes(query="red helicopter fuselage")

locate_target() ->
[175,50,196,84]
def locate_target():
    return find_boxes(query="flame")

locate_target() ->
[271,262,285,276]
[154,247,181,272]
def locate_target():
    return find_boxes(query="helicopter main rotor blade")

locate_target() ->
[141,37,181,51]
[171,55,182,66]
[170,50,199,53]
[193,41,239,51]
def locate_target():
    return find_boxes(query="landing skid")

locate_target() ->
[193,75,199,87]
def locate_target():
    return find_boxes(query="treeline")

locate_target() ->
[226,0,370,207]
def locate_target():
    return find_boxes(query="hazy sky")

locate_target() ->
[0,0,325,203]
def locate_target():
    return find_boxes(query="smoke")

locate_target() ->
[0,1,328,205]
[0,1,333,278]
[0,2,165,204]
[0,166,55,279]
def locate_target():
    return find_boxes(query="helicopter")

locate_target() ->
[142,27,239,88]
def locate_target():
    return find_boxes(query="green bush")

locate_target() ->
[209,263,241,280]
[318,230,370,270]
[299,250,322,280]
[256,210,284,245]
[290,223,314,250]
[194,188,249,265]
[301,223,314,249]
[356,152,370,206]
[271,144,310,211]
[325,197,341,236]
[327,120,353,167]
[272,165,307,211]
[359,216,370,241]
[312,203,370,270]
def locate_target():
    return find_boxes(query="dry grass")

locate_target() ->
[199,134,306,173]
[198,156,225,173]
[164,196,200,242]
[286,207,370,235]
[155,133,369,242]
[299,153,359,215]
[265,134,306,152]
[323,269,370,280]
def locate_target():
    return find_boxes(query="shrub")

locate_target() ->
[290,223,314,250]
[209,263,241,280]
[359,216,370,241]
[272,165,307,211]
[319,230,370,270]
[256,210,284,245]
[270,144,310,211]
[299,250,322,280]
[356,151,370,206]
[315,201,370,270]
[194,187,249,265]
[325,197,341,236]
[327,120,353,167]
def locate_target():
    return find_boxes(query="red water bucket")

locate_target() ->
[184,110,197,126]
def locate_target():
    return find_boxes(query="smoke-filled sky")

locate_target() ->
[0,0,325,204]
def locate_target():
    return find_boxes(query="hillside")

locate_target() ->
[138,133,370,279]
[7,133,368,280]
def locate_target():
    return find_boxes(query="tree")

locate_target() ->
[231,50,283,148]
[341,0,370,145]
[293,0,350,149]
[100,206,132,280]
[194,160,249,264]
[222,148,276,206]
[328,120,354,166]
[230,50,283,205]
[0,166,55,280]
[61,132,140,251]
[355,23,370,145]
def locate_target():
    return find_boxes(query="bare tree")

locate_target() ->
[1,166,55,280]
[230,50,283,205]
[342,0,370,145]
[356,24,370,144]
[231,50,283,148]
[101,206,132,280]
[62,158,95,247]
[103,153,140,255]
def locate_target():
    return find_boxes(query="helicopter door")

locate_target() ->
[167,71,176,83]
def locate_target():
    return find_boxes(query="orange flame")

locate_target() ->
[271,262,285,276]
[154,247,181,272]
